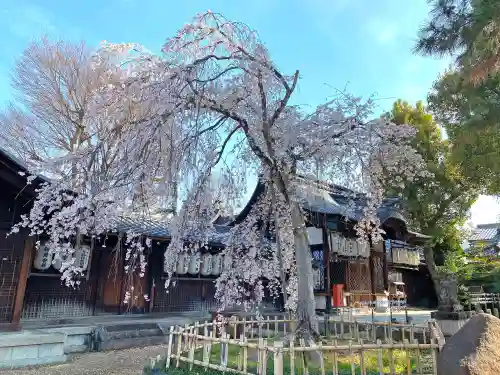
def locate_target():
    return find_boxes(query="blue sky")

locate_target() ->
[0,0,497,225]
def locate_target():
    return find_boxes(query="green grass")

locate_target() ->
[144,341,431,375]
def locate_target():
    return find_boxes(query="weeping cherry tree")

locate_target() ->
[12,12,428,340]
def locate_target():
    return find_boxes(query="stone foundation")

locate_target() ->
[0,332,67,368]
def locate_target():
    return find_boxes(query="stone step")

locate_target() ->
[93,322,169,351]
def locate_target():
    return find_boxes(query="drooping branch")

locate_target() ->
[269,70,299,126]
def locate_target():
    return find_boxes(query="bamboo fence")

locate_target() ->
[163,315,441,375]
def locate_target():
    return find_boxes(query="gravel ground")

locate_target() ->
[0,345,167,375]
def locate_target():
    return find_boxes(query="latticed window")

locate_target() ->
[346,259,371,292]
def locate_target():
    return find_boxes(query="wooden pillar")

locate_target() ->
[322,215,331,313]
[369,239,376,298]
[11,236,34,326]
[382,239,389,291]
[90,249,102,316]
[119,249,125,315]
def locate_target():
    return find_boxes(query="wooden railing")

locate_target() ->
[158,315,442,375]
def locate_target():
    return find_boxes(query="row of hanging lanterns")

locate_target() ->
[306,227,370,258]
[33,241,90,272]
[167,252,225,276]
[328,232,370,258]
[33,240,223,277]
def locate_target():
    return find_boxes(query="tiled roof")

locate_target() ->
[112,216,231,245]
[295,180,408,224]
[113,216,171,238]
[469,227,499,241]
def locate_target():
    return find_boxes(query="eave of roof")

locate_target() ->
[0,148,51,184]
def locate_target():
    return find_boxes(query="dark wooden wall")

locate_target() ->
[401,267,438,308]
[0,157,35,327]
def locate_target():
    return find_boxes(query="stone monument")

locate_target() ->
[431,275,470,337]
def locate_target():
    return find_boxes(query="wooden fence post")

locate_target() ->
[243,336,248,373]
[262,339,268,375]
[289,339,295,375]
[232,316,238,339]
[318,340,325,375]
[266,316,270,338]
[258,337,265,375]
[188,326,195,371]
[166,325,174,369]
[332,340,339,375]
[184,323,190,352]
[431,337,438,375]
[221,333,229,369]
[299,338,308,375]
[237,334,244,371]
[413,335,423,375]
[194,321,199,349]
[176,326,182,368]
[376,339,383,375]
[273,341,283,375]
[359,339,366,375]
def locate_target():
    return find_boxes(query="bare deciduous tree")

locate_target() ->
[1,37,103,170]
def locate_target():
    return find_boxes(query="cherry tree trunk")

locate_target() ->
[290,203,320,341]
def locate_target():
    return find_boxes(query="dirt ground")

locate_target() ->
[0,345,167,375]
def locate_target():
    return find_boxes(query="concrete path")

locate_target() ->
[0,345,166,375]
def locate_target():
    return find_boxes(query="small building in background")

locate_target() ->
[468,223,500,257]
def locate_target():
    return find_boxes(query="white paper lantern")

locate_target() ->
[352,239,359,256]
[201,253,213,276]
[306,227,323,245]
[33,242,53,270]
[338,236,346,255]
[53,251,70,271]
[329,232,339,253]
[188,252,201,275]
[357,241,370,258]
[222,255,231,272]
[341,239,348,256]
[74,245,91,271]
[211,253,222,276]
[176,253,188,275]
[343,239,351,256]
[352,240,359,256]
